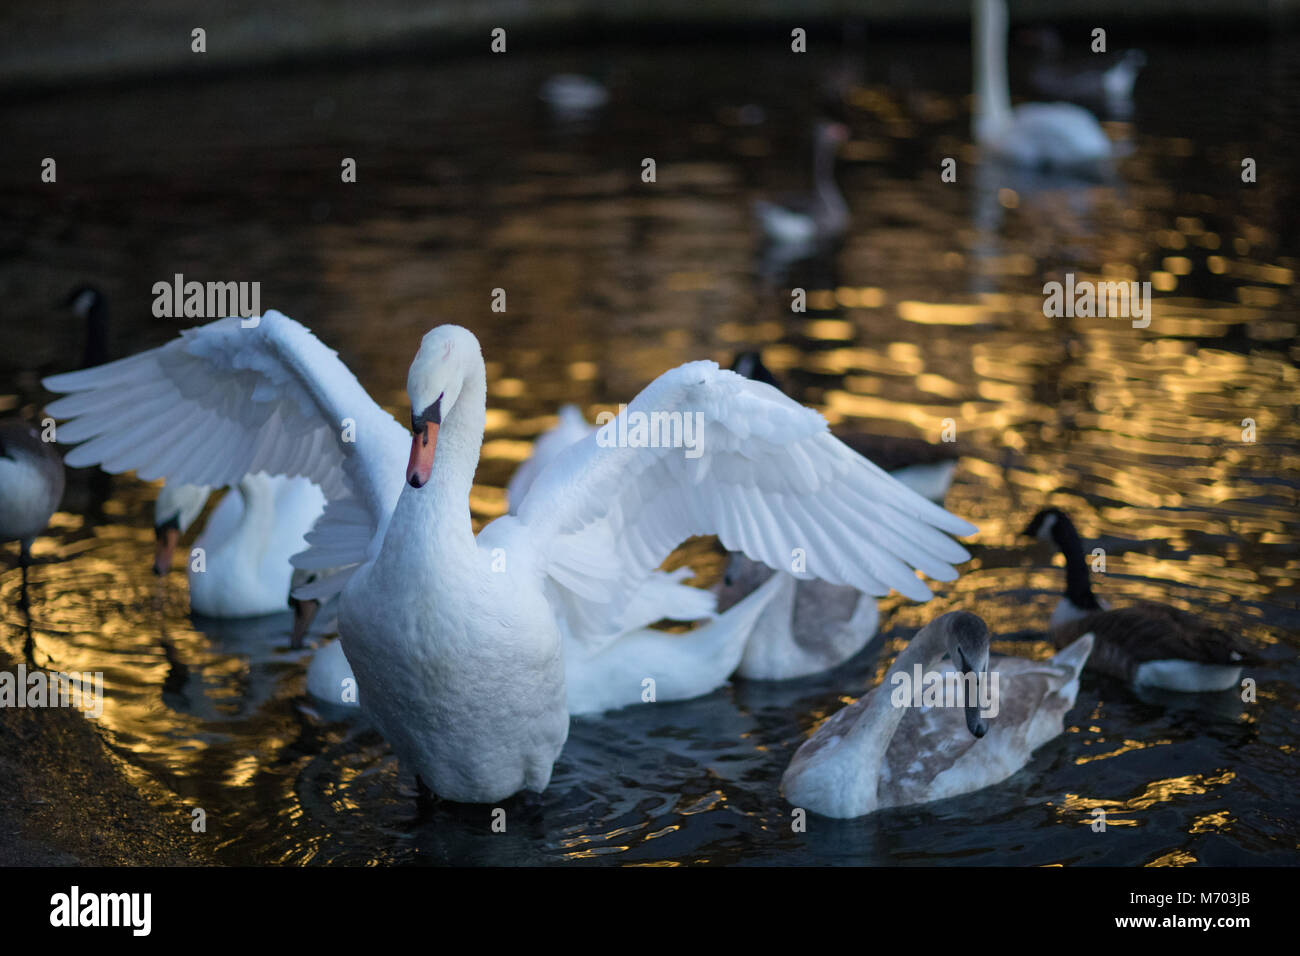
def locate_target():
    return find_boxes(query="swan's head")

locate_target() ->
[1022,507,1065,543]
[153,482,210,575]
[935,610,991,738]
[405,325,481,488]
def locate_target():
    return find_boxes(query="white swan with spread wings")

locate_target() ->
[45,313,977,803]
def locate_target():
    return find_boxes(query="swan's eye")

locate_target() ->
[411,394,443,435]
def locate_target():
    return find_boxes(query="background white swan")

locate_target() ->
[43,313,976,803]
[973,0,1113,169]
[782,611,1094,819]
[150,475,325,625]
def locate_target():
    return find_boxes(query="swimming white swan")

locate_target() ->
[753,121,851,245]
[973,0,1113,170]
[150,475,326,629]
[43,312,976,803]
[1024,508,1257,692]
[782,610,1094,818]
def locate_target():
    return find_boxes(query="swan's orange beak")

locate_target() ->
[407,423,438,488]
[153,526,180,576]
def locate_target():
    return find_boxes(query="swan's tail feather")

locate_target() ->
[616,567,716,633]
[1050,631,1095,680]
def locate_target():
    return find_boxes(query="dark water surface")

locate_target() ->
[1,36,1297,865]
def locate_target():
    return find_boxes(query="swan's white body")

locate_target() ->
[305,638,356,705]
[44,313,977,803]
[156,475,326,618]
[783,616,1093,819]
[974,0,1112,170]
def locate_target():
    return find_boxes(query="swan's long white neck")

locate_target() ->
[388,354,488,565]
[974,0,1013,140]
[224,474,276,559]
[842,623,951,812]
[812,134,847,223]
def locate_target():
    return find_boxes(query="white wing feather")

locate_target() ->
[42,311,409,594]
[518,361,978,646]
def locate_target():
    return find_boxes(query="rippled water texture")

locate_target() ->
[1,36,1297,864]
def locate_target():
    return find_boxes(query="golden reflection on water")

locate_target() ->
[0,41,1296,864]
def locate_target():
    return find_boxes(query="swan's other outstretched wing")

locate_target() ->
[517,360,978,645]
[42,311,409,595]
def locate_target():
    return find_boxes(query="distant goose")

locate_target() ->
[0,420,65,573]
[782,610,1093,818]
[150,474,326,634]
[753,121,851,246]
[973,0,1113,170]
[1024,507,1257,692]
[1025,29,1146,113]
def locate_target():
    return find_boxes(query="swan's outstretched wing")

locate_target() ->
[506,404,593,514]
[517,360,978,645]
[42,311,409,593]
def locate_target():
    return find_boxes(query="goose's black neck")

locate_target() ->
[82,300,110,368]
[1050,513,1102,611]
[730,352,784,392]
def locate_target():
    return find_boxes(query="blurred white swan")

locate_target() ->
[973,0,1113,170]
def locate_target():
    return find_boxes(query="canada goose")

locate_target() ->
[1024,507,1257,692]
[0,420,65,591]
[781,610,1094,818]
[61,285,110,369]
